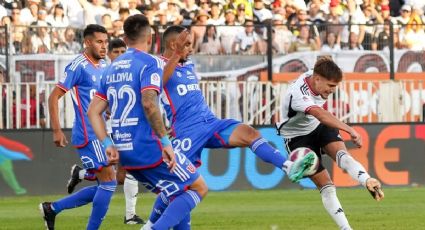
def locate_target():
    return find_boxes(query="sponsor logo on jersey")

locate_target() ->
[92,75,96,82]
[176,84,201,96]
[115,142,133,151]
[114,130,132,141]
[176,72,182,77]
[112,59,132,70]
[151,73,161,87]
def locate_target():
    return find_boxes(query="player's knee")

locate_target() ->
[319,184,336,198]
[243,126,261,145]
[97,166,116,182]
[197,183,208,198]
[191,177,208,198]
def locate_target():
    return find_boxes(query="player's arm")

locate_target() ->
[163,30,190,84]
[142,89,176,171]
[307,107,361,148]
[48,87,68,147]
[87,96,119,164]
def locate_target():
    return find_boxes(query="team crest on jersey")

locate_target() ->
[59,72,67,83]
[151,73,161,87]
[186,164,196,174]
[176,72,182,77]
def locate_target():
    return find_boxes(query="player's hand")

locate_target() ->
[174,29,191,58]
[366,178,385,201]
[53,129,68,147]
[349,128,362,148]
[106,146,119,165]
[162,145,177,173]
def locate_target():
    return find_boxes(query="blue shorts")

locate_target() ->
[77,139,109,171]
[127,152,200,198]
[172,118,240,166]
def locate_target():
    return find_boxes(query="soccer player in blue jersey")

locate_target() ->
[39,25,117,230]
[87,14,208,230]
[67,38,145,225]
[141,25,318,229]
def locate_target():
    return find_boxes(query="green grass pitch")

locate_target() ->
[0,187,424,229]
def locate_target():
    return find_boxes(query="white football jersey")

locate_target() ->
[276,70,326,139]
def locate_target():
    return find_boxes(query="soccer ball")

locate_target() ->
[289,147,320,176]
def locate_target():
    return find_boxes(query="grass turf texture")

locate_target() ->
[0,187,423,229]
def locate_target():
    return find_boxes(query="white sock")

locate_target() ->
[336,150,370,186]
[78,169,86,180]
[140,220,153,230]
[320,185,352,230]
[124,173,139,219]
[282,160,293,174]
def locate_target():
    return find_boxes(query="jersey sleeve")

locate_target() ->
[290,91,320,113]
[95,73,108,101]
[57,64,82,92]
[140,57,164,94]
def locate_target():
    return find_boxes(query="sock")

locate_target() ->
[149,193,169,223]
[0,159,27,194]
[87,180,117,230]
[174,213,191,230]
[250,137,286,169]
[141,220,154,230]
[320,185,352,230]
[51,185,98,213]
[152,190,202,230]
[336,151,370,186]
[124,174,139,219]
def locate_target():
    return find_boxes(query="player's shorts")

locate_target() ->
[283,124,343,174]
[76,139,109,172]
[127,152,200,198]
[172,118,240,166]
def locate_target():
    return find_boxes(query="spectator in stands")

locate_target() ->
[236,3,248,24]
[102,13,113,34]
[56,27,81,54]
[197,24,223,54]
[165,0,183,25]
[110,19,124,39]
[128,0,142,15]
[119,7,130,22]
[321,31,341,52]
[254,25,268,55]
[218,9,243,54]
[395,4,412,27]
[20,0,40,25]
[288,25,319,53]
[0,4,6,21]
[107,0,120,21]
[78,0,108,25]
[46,3,69,27]
[0,30,7,55]
[30,21,51,53]
[191,10,210,50]
[372,19,392,51]
[252,0,272,24]
[400,13,425,51]
[143,6,156,25]
[62,0,84,28]
[232,19,259,54]
[180,0,199,26]
[272,14,292,54]
[199,0,211,12]
[10,6,27,54]
[359,4,383,50]
[207,2,224,25]
[344,31,364,50]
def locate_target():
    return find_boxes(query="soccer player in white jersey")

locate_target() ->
[276,57,385,230]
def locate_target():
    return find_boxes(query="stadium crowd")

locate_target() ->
[0,0,425,55]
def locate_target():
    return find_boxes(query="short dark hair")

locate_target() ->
[108,38,126,52]
[313,57,343,82]
[163,25,186,44]
[83,24,107,38]
[123,14,151,42]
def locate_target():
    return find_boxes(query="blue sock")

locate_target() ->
[87,180,117,230]
[174,213,191,230]
[250,137,286,168]
[152,190,202,230]
[51,185,97,214]
[149,193,169,223]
